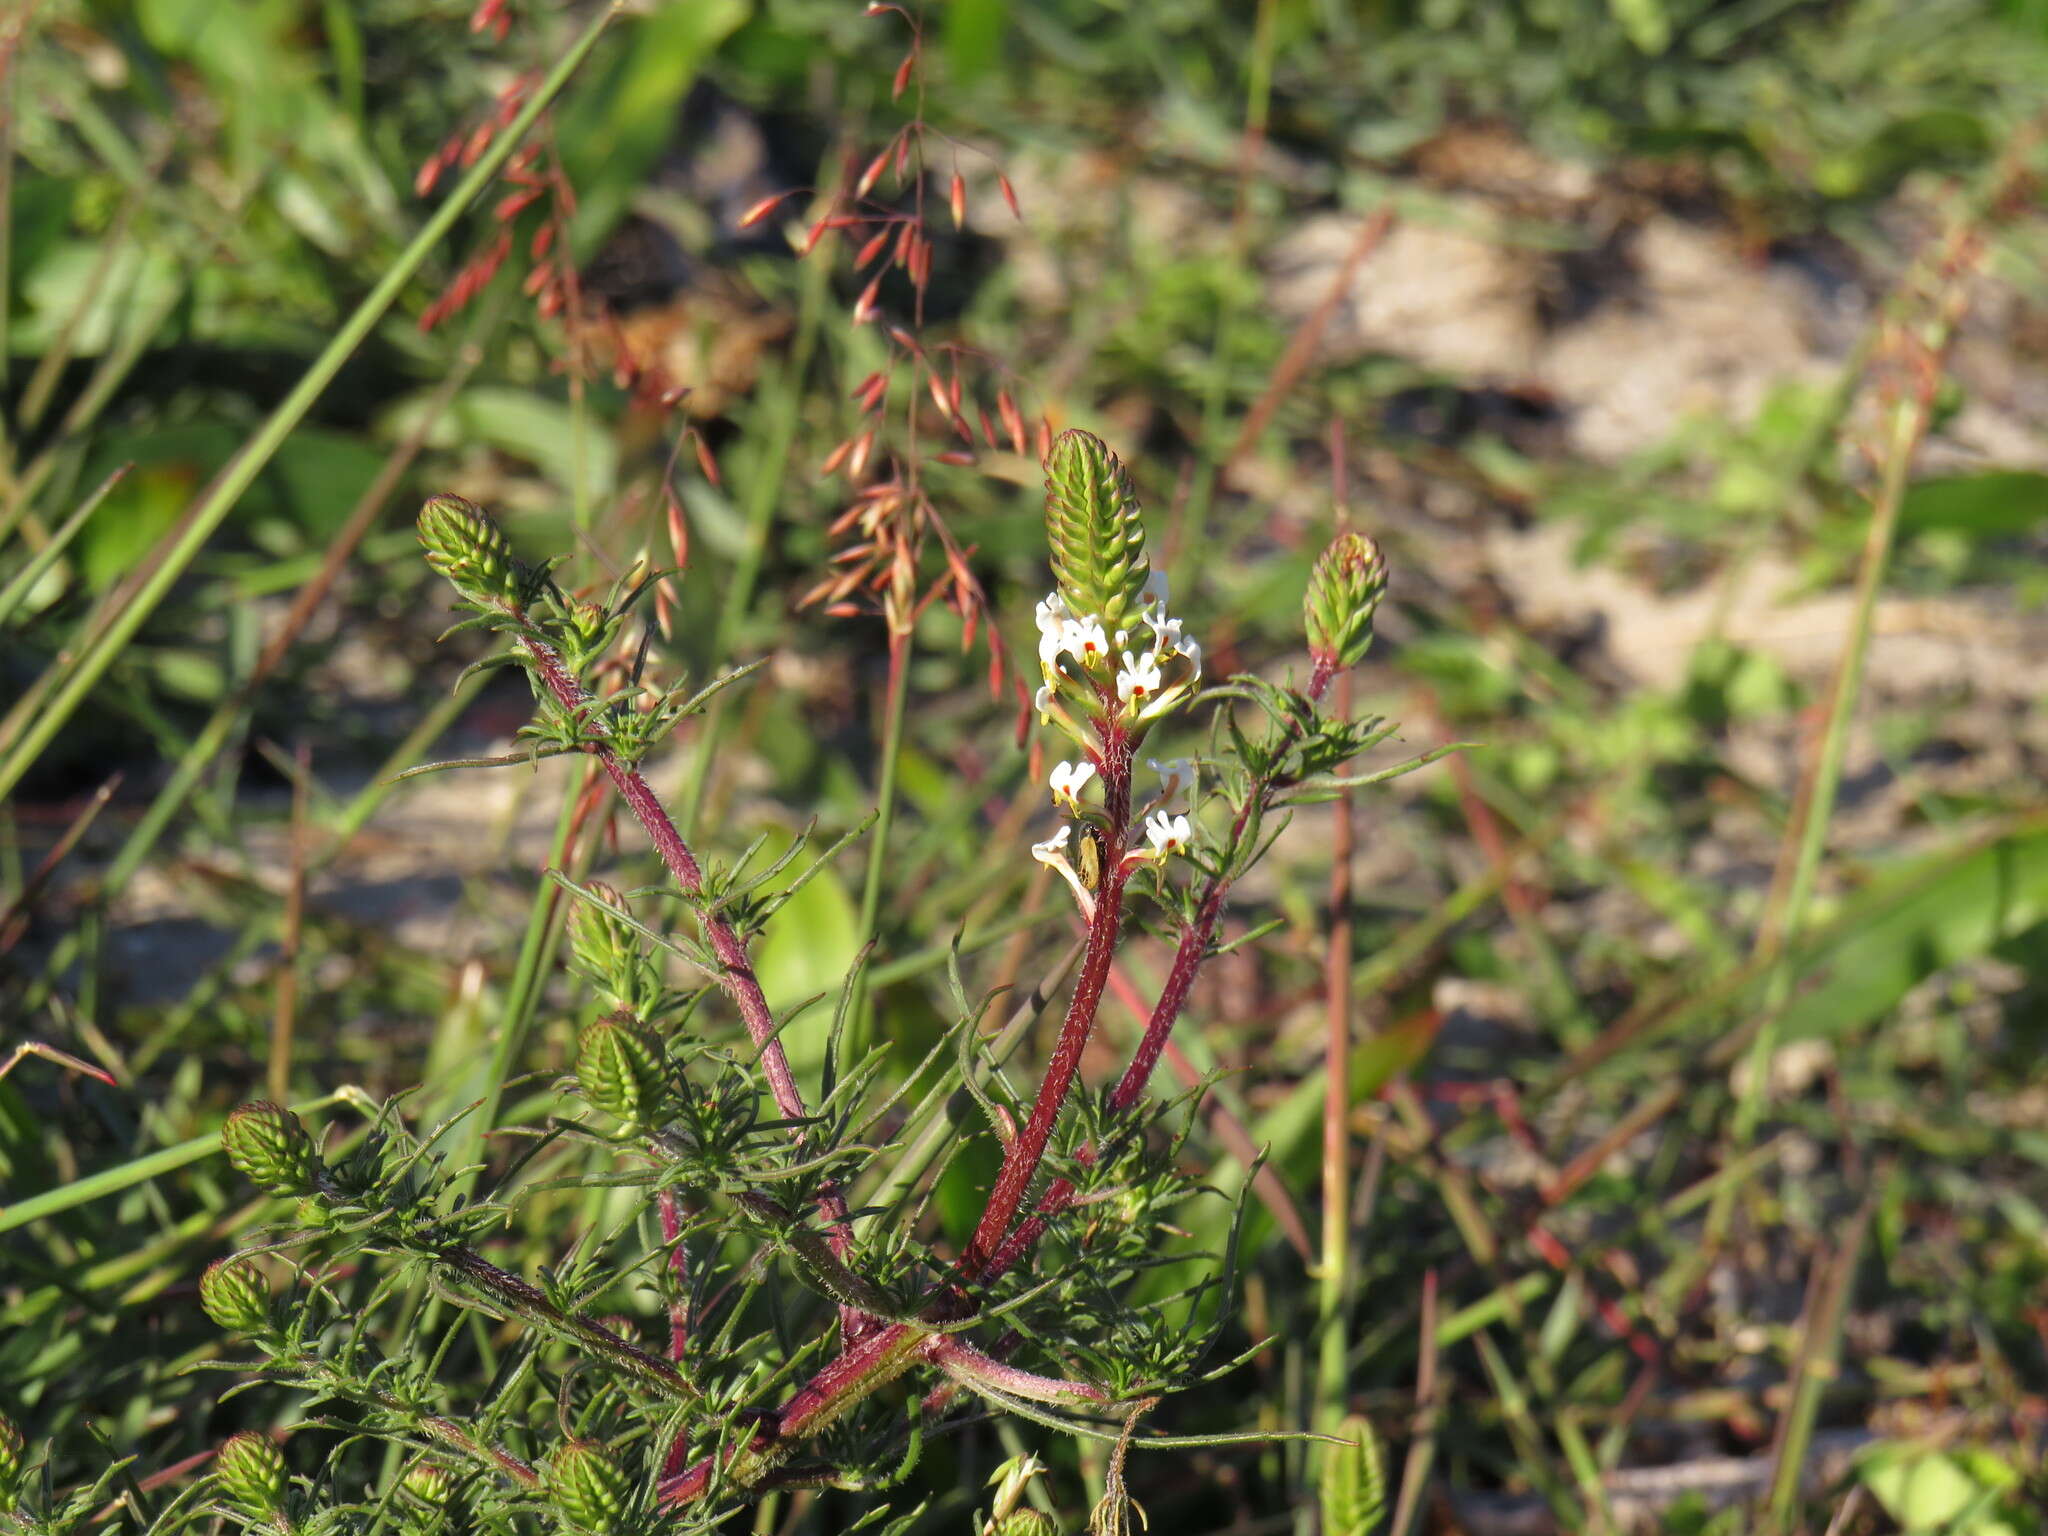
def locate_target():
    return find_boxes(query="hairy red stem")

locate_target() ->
[522,635,853,1251]
[959,732,1133,1274]
[663,667,1341,1503]
[980,661,1339,1283]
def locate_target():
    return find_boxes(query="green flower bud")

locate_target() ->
[0,1412,26,1513]
[1042,430,1151,634]
[418,495,522,607]
[401,1463,457,1509]
[549,1442,630,1534]
[215,1432,288,1520]
[571,883,653,1012]
[1318,1414,1387,1536]
[1303,531,1387,671]
[575,1012,666,1125]
[222,1102,322,1197]
[199,1256,272,1334]
[992,1513,1060,1536]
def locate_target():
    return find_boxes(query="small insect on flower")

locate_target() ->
[1074,825,1108,892]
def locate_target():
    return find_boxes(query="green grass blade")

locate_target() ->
[0,1,619,805]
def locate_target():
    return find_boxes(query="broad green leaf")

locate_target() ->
[1779,821,2048,1041]
[1858,1444,2012,1533]
[558,0,751,247]
[1900,472,2048,539]
[381,387,618,510]
[754,834,861,1085]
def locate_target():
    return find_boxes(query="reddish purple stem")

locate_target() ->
[521,635,854,1251]
[660,656,1342,1504]
[959,731,1132,1275]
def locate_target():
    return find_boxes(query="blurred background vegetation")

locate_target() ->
[5,0,2048,1531]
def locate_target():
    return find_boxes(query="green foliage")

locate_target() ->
[6,2,2047,1534]
[1318,1416,1388,1536]
[1302,530,1387,671]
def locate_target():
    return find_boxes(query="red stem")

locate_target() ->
[658,1190,689,1362]
[662,664,1342,1503]
[958,731,1132,1275]
[979,660,1340,1284]
[522,635,854,1250]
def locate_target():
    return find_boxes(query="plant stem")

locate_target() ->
[429,1242,697,1402]
[1709,210,1984,1256]
[1316,666,1356,1429]
[844,629,914,1062]
[959,737,1134,1275]
[520,634,852,1247]
[664,669,1352,1502]
[972,668,1340,1286]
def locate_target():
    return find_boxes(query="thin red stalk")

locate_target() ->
[960,735,1133,1274]
[520,634,853,1248]
[926,1335,1109,1404]
[664,669,1344,1503]
[981,661,1341,1283]
[658,1190,690,1362]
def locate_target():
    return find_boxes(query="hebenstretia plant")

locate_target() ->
[100,431,1439,1536]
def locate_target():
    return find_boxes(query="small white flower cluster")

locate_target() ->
[1029,573,1203,914]
[1032,755,1196,916]
[1032,571,1201,749]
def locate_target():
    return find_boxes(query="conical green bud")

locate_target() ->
[549,1442,630,1534]
[571,883,653,1012]
[200,1256,273,1334]
[401,1463,457,1508]
[0,1412,26,1514]
[992,1513,1060,1536]
[1303,531,1387,671]
[222,1102,322,1197]
[215,1432,288,1520]
[575,1011,666,1124]
[1318,1414,1387,1536]
[418,494,523,607]
[1042,430,1151,633]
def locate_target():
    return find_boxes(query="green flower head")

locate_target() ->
[221,1101,322,1197]
[418,494,524,608]
[1042,430,1151,634]
[215,1432,289,1521]
[1303,530,1387,671]
[576,1012,667,1126]
[549,1442,630,1535]
[199,1256,273,1334]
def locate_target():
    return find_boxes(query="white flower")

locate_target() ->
[1030,824,1096,917]
[1034,684,1057,716]
[1142,569,1169,610]
[1048,759,1097,807]
[1064,618,1110,668]
[1034,592,1070,636]
[1116,649,1162,705]
[1149,613,1184,653]
[1148,757,1193,804]
[1179,637,1201,682]
[1145,811,1191,857]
